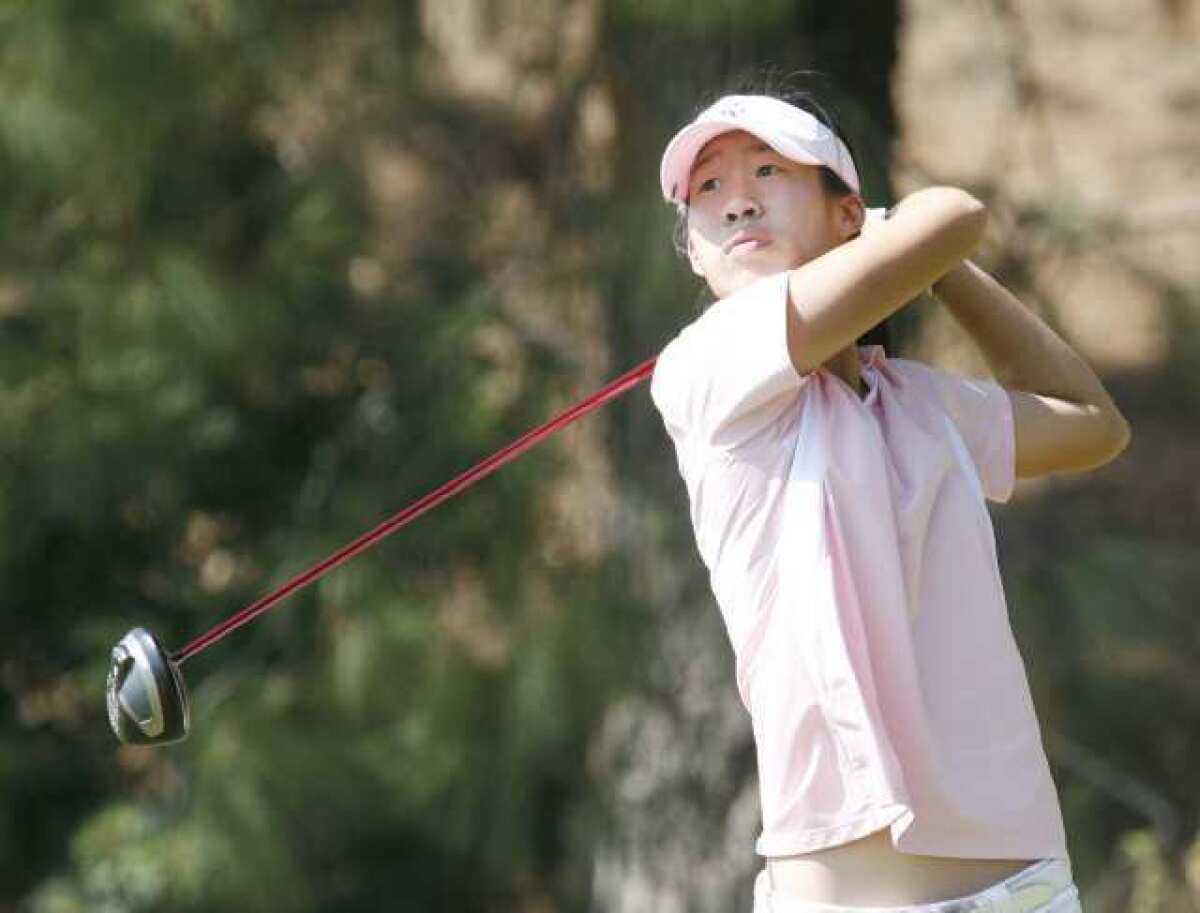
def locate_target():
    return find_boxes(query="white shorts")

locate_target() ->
[753,858,1083,913]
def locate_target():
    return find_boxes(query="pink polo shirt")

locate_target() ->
[650,271,1068,861]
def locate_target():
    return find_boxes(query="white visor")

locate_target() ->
[659,94,860,204]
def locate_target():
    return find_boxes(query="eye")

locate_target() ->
[756,163,779,178]
[696,176,719,194]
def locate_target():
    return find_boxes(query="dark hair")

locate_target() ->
[672,68,893,352]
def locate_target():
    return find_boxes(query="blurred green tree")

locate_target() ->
[8,2,1195,912]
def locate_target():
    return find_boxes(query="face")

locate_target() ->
[683,130,863,299]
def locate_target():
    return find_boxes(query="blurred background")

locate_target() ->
[2,0,1198,911]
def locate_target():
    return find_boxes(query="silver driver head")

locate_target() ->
[106,627,190,745]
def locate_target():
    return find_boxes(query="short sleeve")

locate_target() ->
[912,362,1016,503]
[650,272,804,451]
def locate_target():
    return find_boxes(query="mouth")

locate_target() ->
[724,231,772,255]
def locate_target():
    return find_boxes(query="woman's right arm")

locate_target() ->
[785,187,986,374]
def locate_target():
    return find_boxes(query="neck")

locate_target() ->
[825,344,863,395]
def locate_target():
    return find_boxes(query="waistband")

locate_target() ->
[754,858,1079,913]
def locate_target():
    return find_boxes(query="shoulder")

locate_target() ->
[650,320,701,435]
[880,354,937,383]
[884,356,1002,407]
[652,272,790,394]
[650,271,797,442]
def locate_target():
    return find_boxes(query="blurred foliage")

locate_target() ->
[1,1,1197,912]
[1,2,643,909]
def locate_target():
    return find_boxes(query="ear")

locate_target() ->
[834,193,866,242]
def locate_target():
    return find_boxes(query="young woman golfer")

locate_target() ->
[650,89,1129,913]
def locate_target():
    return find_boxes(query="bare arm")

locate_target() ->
[932,259,1131,478]
[786,187,986,375]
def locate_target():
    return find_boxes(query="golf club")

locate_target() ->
[107,356,657,746]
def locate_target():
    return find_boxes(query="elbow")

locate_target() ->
[1106,411,1133,461]
[945,187,988,256]
[905,185,989,262]
[1089,409,1132,469]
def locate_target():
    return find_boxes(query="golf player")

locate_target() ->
[650,87,1130,913]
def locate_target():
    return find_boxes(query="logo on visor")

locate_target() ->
[712,99,747,120]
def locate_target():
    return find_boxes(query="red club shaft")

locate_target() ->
[172,357,657,664]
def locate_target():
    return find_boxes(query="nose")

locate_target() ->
[723,191,761,224]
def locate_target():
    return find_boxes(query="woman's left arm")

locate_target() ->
[932,259,1132,479]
